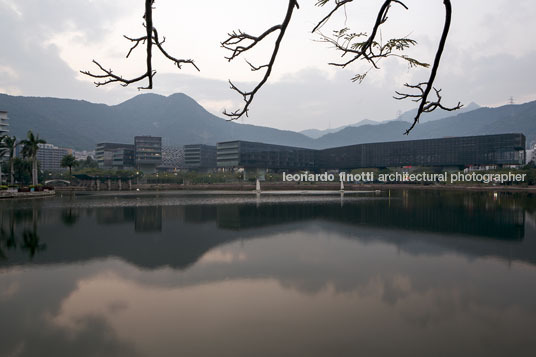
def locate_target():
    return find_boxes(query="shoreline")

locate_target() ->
[54,182,536,193]
[0,191,56,199]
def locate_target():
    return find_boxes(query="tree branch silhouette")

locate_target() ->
[81,0,198,90]
[315,0,461,134]
[221,0,299,120]
[81,0,461,134]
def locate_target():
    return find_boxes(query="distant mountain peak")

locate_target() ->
[395,101,481,123]
[0,92,316,150]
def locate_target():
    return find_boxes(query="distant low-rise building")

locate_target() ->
[526,145,536,164]
[0,111,8,136]
[135,136,162,173]
[184,144,217,170]
[37,144,72,172]
[96,143,135,169]
[159,146,185,171]
[112,147,136,170]
[217,141,316,170]
[0,111,8,183]
[74,150,95,161]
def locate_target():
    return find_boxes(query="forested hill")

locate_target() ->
[1,92,534,150]
[0,93,315,150]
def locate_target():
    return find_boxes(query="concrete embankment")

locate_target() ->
[0,191,56,199]
[54,183,536,193]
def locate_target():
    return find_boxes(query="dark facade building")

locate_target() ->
[96,143,135,169]
[135,136,162,172]
[317,133,526,169]
[112,147,136,170]
[184,144,217,170]
[216,134,526,170]
[217,141,317,170]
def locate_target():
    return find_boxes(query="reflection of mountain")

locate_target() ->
[0,192,534,269]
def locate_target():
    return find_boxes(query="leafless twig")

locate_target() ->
[221,0,299,120]
[312,0,354,34]
[394,84,462,134]
[81,0,198,90]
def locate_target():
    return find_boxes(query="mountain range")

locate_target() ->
[394,102,482,124]
[299,119,378,139]
[299,102,482,139]
[0,93,534,150]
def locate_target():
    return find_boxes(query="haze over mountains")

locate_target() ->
[0,92,534,150]
[299,102,482,139]
[300,119,378,139]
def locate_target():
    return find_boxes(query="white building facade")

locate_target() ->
[0,111,8,136]
[36,144,72,172]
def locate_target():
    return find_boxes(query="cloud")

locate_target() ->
[1,0,536,131]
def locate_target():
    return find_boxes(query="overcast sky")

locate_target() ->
[1,0,535,131]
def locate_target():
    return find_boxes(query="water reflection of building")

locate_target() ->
[184,205,217,223]
[0,197,536,269]
[2,192,533,269]
[95,206,162,232]
[215,195,525,240]
[96,207,136,224]
[134,206,162,232]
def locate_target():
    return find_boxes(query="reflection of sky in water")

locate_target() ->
[1,191,536,356]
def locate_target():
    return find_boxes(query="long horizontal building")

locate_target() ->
[216,134,526,170]
[217,141,316,170]
[318,133,526,169]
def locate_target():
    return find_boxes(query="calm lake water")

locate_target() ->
[1,190,536,357]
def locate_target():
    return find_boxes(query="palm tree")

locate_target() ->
[1,136,18,185]
[61,154,78,176]
[20,131,46,186]
[21,206,46,259]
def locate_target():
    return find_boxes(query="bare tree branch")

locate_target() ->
[221,0,300,120]
[315,0,461,134]
[395,84,463,134]
[152,28,200,71]
[81,0,460,135]
[396,0,460,135]
[312,0,354,34]
[316,0,410,69]
[81,0,198,91]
